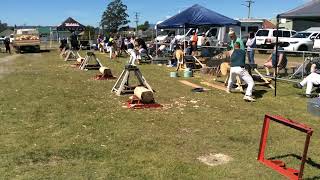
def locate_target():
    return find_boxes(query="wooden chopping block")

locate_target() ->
[134,86,154,104]
[77,57,84,63]
[99,67,113,77]
[220,62,230,76]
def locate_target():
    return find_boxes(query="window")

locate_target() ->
[282,31,291,37]
[273,30,283,37]
[256,30,269,36]
[248,26,259,33]
[310,33,319,39]
[241,26,246,32]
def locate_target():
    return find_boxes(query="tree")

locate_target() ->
[137,21,150,31]
[100,0,129,33]
[0,20,8,32]
[81,26,96,40]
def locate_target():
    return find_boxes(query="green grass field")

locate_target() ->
[0,51,319,179]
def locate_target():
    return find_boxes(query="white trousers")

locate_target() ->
[300,73,320,94]
[127,49,137,65]
[227,66,255,97]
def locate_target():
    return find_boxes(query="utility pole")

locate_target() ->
[242,0,254,19]
[134,12,140,33]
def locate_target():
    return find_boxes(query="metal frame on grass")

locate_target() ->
[258,114,313,180]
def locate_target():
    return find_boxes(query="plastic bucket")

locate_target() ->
[184,70,193,78]
[170,72,178,78]
[307,98,320,117]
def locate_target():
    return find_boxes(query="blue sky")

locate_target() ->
[0,0,310,27]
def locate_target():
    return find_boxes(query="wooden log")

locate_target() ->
[134,86,154,104]
[77,57,84,63]
[99,67,113,77]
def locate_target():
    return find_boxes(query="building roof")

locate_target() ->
[279,0,320,22]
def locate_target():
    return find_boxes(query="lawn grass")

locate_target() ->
[0,51,319,179]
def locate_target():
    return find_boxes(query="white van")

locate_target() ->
[255,29,296,51]
[175,26,239,47]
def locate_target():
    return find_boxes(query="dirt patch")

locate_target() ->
[197,153,233,166]
[0,54,21,78]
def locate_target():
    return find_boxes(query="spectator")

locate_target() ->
[228,30,245,50]
[97,35,104,52]
[70,32,79,50]
[4,37,11,54]
[175,44,185,71]
[264,45,287,77]
[293,57,320,97]
[246,32,256,64]
[190,30,198,54]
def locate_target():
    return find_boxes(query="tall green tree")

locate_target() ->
[100,0,129,33]
[81,26,96,40]
[0,20,8,32]
[137,21,150,31]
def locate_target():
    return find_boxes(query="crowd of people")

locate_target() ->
[57,29,319,100]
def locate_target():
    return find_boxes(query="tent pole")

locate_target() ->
[156,28,158,58]
[274,15,280,97]
[184,25,186,53]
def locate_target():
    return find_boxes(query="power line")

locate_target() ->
[242,0,255,19]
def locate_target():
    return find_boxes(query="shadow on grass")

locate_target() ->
[268,154,320,180]
[253,90,268,99]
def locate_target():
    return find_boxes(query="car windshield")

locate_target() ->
[256,30,269,36]
[292,32,312,38]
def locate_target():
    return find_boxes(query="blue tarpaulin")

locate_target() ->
[157,4,240,29]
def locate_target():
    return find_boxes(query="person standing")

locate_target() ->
[190,30,198,54]
[228,30,245,50]
[4,37,11,54]
[175,45,185,71]
[246,32,256,64]
[226,42,255,102]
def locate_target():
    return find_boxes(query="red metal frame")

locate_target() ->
[258,115,313,180]
[127,96,162,109]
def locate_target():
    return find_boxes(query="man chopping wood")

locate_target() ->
[226,41,255,102]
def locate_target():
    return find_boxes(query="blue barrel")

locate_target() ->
[184,70,193,78]
[307,98,320,117]
[170,72,178,78]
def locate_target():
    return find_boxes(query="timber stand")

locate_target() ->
[64,49,80,61]
[79,52,103,70]
[111,64,153,96]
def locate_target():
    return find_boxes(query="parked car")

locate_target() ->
[313,33,320,51]
[255,29,296,53]
[280,31,320,52]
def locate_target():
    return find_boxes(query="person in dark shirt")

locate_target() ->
[70,32,79,50]
[4,37,11,54]
[264,46,287,77]
[227,42,255,102]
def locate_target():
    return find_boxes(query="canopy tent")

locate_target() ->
[57,17,85,32]
[278,0,320,22]
[156,4,240,29]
